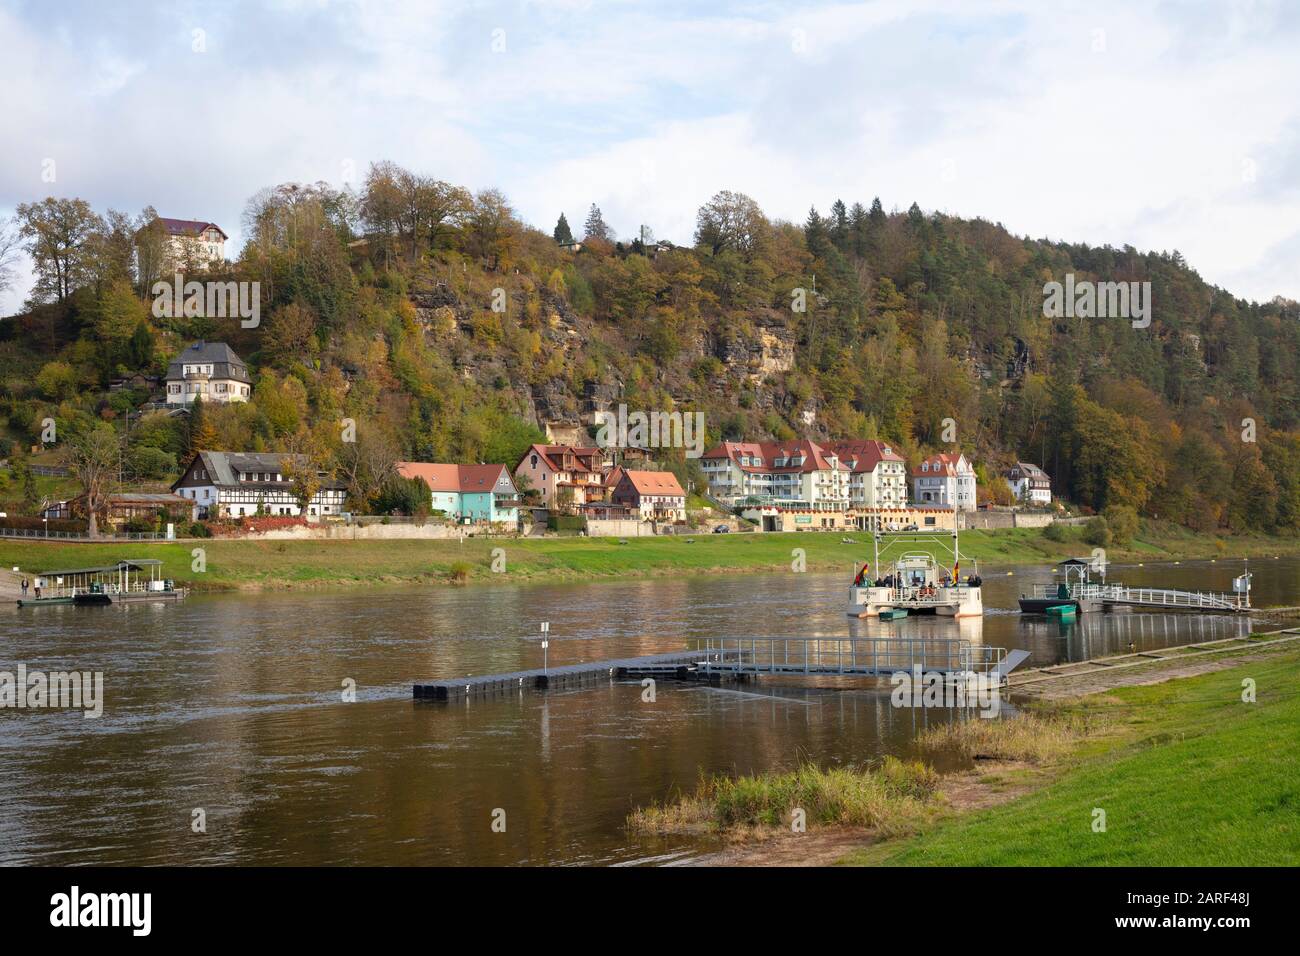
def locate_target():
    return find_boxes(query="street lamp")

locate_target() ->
[43,517,48,538]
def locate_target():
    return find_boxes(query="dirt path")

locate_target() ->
[1010,635,1299,701]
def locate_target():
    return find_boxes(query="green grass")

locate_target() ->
[1,522,1298,592]
[844,646,1300,866]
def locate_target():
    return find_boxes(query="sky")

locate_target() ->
[2,0,1299,315]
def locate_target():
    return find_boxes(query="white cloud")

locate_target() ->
[2,0,1297,316]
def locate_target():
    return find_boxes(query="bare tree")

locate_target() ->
[62,425,120,538]
[336,424,400,511]
[133,207,169,293]
[0,214,22,300]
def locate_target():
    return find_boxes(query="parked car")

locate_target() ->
[712,525,730,533]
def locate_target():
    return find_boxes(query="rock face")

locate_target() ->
[711,310,796,384]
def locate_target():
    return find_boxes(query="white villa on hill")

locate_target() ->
[165,341,251,406]
[911,452,977,511]
[159,217,228,269]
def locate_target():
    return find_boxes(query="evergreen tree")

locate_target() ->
[830,199,849,250]
[848,201,869,257]
[804,206,829,260]
[553,213,574,244]
[583,204,610,242]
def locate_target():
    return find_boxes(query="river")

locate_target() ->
[1,556,1293,865]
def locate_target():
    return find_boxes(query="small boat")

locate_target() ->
[15,595,75,608]
[1045,604,1076,619]
[1018,558,1100,614]
[878,608,909,621]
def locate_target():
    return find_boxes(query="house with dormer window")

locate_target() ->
[165,341,251,406]
[911,452,976,511]
[171,452,346,520]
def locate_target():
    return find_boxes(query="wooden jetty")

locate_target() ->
[414,649,738,700]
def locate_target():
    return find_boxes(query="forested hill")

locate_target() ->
[1,168,1298,533]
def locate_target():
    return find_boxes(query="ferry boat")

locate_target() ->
[846,528,983,618]
[16,559,187,608]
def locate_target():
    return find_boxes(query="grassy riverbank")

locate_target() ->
[666,641,1300,866]
[849,643,1300,866]
[2,521,1298,593]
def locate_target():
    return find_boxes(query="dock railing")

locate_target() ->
[691,636,1005,681]
[1029,582,1246,611]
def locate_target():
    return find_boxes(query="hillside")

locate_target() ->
[2,168,1299,533]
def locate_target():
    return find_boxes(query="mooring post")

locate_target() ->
[540,621,550,676]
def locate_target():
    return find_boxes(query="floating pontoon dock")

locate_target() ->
[1021,558,1253,615]
[414,649,739,700]
[413,638,1028,700]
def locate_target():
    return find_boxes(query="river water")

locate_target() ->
[1,556,1293,865]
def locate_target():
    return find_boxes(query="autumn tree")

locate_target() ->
[62,424,120,538]
[264,302,319,367]
[186,398,219,465]
[335,423,399,510]
[15,197,103,303]
[464,189,519,270]
[133,207,170,293]
[693,190,768,258]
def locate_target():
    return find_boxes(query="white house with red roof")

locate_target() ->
[513,444,611,512]
[699,439,848,509]
[911,452,977,511]
[610,470,687,522]
[158,217,227,269]
[396,462,521,525]
[826,439,908,509]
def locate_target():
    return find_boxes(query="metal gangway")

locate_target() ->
[1029,582,1249,613]
[692,636,1019,684]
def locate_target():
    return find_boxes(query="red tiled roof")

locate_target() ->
[158,217,228,240]
[911,453,971,477]
[827,439,904,473]
[517,443,605,475]
[700,439,844,475]
[619,470,685,497]
[397,462,514,493]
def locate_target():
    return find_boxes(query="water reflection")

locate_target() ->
[0,556,1292,865]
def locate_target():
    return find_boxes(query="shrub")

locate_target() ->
[448,560,472,584]
[1083,515,1112,548]
[1102,504,1139,547]
[1042,521,1068,543]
